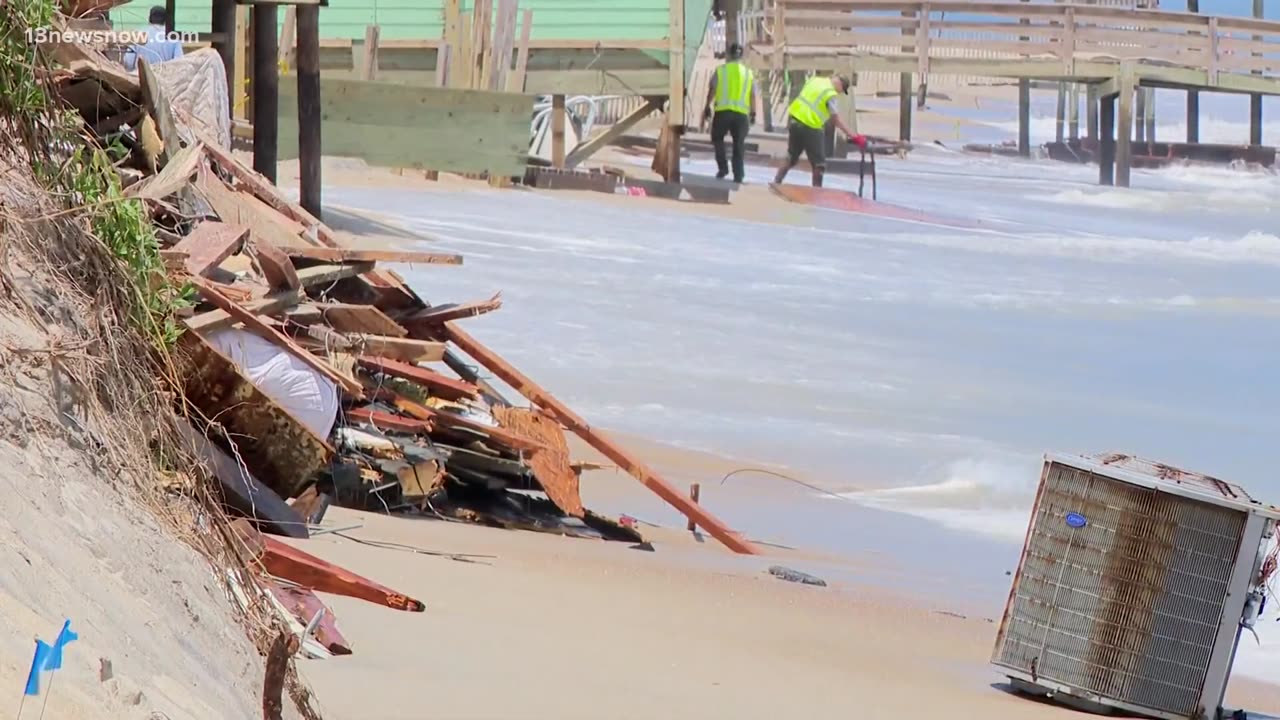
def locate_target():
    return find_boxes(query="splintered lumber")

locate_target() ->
[345,336,445,363]
[493,405,583,517]
[184,288,305,333]
[345,407,433,435]
[318,303,407,338]
[262,536,426,611]
[284,247,463,265]
[443,323,760,555]
[390,392,545,451]
[265,582,352,655]
[172,221,249,276]
[191,277,364,396]
[173,331,333,498]
[357,356,479,401]
[196,167,310,251]
[174,417,308,538]
[401,292,502,326]
[251,241,302,290]
[296,261,376,287]
[289,485,331,525]
[126,141,204,200]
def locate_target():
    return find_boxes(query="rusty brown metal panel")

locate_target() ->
[173,331,333,499]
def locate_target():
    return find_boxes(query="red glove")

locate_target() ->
[850,133,868,149]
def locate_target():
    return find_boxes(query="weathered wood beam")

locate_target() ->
[442,324,761,555]
[261,536,425,611]
[284,247,463,265]
[356,356,479,401]
[173,221,249,276]
[252,3,279,181]
[566,98,663,168]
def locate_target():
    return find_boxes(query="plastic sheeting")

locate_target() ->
[206,328,339,439]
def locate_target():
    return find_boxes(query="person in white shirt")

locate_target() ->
[123,6,184,71]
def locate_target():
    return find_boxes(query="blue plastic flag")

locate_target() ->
[23,640,52,696]
[45,620,77,671]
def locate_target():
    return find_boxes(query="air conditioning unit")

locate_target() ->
[992,452,1279,720]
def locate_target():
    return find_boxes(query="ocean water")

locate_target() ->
[317,107,1280,681]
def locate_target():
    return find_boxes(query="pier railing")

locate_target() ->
[750,0,1280,87]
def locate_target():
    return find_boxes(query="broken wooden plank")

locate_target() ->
[191,277,365,396]
[174,416,308,538]
[296,261,375,288]
[443,323,760,555]
[288,485,331,525]
[196,165,311,251]
[184,289,305,334]
[356,356,478,401]
[173,221,249,277]
[401,292,502,327]
[264,582,352,655]
[344,407,433,435]
[342,336,445,363]
[125,141,204,200]
[251,241,302,290]
[261,535,426,611]
[317,303,407,338]
[173,331,333,498]
[284,247,463,265]
[389,392,545,452]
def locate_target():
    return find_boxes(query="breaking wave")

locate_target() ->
[836,457,1041,544]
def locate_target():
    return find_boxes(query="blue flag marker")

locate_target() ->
[23,640,52,696]
[45,620,77,671]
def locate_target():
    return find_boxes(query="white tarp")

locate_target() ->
[206,328,339,439]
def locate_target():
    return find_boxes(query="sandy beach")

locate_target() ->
[263,144,1280,719]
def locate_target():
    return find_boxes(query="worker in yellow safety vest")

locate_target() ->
[773,74,866,188]
[703,43,760,184]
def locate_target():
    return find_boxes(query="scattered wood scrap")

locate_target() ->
[173,221,248,276]
[285,247,464,266]
[401,292,502,327]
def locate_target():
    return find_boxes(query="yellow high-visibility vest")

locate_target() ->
[713,61,754,115]
[788,77,838,129]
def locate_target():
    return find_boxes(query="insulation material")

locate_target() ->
[493,406,583,517]
[207,328,339,439]
[151,48,231,150]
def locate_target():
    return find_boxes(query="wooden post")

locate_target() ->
[297,5,321,218]
[212,0,236,108]
[361,25,380,82]
[1143,88,1155,144]
[1055,82,1066,143]
[1099,91,1115,186]
[252,3,279,183]
[667,0,686,183]
[165,0,176,33]
[1017,79,1030,157]
[551,93,566,168]
[725,0,740,48]
[1086,84,1098,142]
[1068,83,1080,140]
[235,6,249,121]
[1187,0,1200,143]
[898,9,912,142]
[1250,0,1264,146]
[687,483,700,532]
[1116,66,1134,188]
[1134,87,1146,143]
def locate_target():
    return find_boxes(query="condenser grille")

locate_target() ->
[995,463,1246,717]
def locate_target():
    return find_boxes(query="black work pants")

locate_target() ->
[711,110,750,182]
[773,120,828,187]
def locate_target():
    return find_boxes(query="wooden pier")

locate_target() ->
[745,0,1280,186]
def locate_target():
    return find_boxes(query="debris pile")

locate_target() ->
[41,32,657,658]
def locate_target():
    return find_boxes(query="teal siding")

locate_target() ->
[114,0,711,81]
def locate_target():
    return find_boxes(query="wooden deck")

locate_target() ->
[744,0,1280,185]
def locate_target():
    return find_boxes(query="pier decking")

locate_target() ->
[745,0,1280,185]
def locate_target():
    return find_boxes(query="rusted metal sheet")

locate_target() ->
[769,183,982,229]
[441,323,760,555]
[493,406,583,517]
[265,581,353,655]
[262,536,425,612]
[173,331,333,499]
